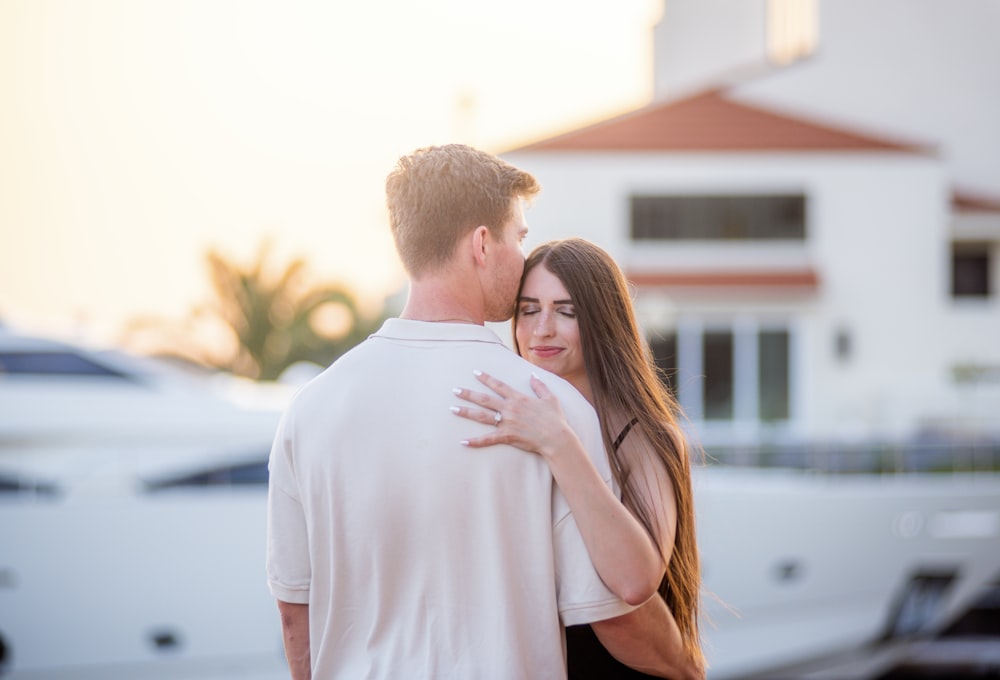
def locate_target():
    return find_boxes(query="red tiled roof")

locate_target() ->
[508,90,924,153]
[953,191,1000,213]
[627,270,819,289]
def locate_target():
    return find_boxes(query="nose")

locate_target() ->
[534,310,555,338]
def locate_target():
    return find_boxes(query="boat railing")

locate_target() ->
[702,439,1000,475]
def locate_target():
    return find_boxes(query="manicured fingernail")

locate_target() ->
[452,387,462,395]
[459,440,469,446]
[473,369,483,376]
[449,406,460,414]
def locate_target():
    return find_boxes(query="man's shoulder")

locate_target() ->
[475,349,581,396]
[284,337,376,407]
[515,365,601,446]
[526,365,593,415]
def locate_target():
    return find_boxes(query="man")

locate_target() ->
[266,144,698,678]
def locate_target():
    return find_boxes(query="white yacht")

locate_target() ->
[694,467,1000,678]
[1,327,997,679]
[0,327,290,679]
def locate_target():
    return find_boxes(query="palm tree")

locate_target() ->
[126,240,388,381]
[202,240,385,380]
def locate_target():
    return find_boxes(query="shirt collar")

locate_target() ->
[373,318,508,346]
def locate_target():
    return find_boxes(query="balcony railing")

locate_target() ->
[702,440,1000,474]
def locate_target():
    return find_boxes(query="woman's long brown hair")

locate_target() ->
[514,238,704,665]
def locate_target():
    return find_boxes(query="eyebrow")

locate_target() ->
[518,296,574,304]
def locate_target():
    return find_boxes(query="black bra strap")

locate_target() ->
[612,417,640,452]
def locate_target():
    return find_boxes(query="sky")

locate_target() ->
[0,0,662,349]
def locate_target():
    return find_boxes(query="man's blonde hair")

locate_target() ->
[385,144,540,277]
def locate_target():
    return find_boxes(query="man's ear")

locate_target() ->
[471,225,490,267]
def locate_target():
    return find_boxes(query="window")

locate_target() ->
[883,571,957,640]
[0,351,128,378]
[703,332,734,420]
[0,473,59,496]
[649,332,677,394]
[145,457,270,491]
[952,244,991,298]
[631,195,806,241]
[649,323,792,424]
[768,0,819,66]
[759,330,790,421]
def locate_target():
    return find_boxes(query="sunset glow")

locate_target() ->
[0,0,661,347]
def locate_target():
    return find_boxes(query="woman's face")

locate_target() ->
[515,265,588,397]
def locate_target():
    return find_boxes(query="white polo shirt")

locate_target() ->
[266,319,634,679]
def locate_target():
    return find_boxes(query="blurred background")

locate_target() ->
[0,0,658,356]
[1,1,999,678]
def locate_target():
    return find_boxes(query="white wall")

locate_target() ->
[652,0,769,98]
[803,156,948,440]
[651,0,1000,198]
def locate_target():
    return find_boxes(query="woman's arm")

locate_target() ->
[592,596,705,680]
[451,371,664,605]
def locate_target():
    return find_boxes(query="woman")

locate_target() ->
[452,238,704,678]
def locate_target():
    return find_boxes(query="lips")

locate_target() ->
[531,346,563,359]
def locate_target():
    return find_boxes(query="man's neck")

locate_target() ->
[400,278,485,326]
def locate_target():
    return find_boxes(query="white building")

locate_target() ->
[502,0,1000,454]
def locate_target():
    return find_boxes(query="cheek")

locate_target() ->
[516,319,539,349]
[564,325,582,353]
[514,321,527,347]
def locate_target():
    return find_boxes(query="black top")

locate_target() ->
[566,623,660,679]
[566,417,660,679]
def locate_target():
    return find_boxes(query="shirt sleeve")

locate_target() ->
[550,388,638,625]
[266,409,311,604]
[553,510,639,625]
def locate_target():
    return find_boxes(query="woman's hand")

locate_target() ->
[453,371,666,606]
[450,371,577,459]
